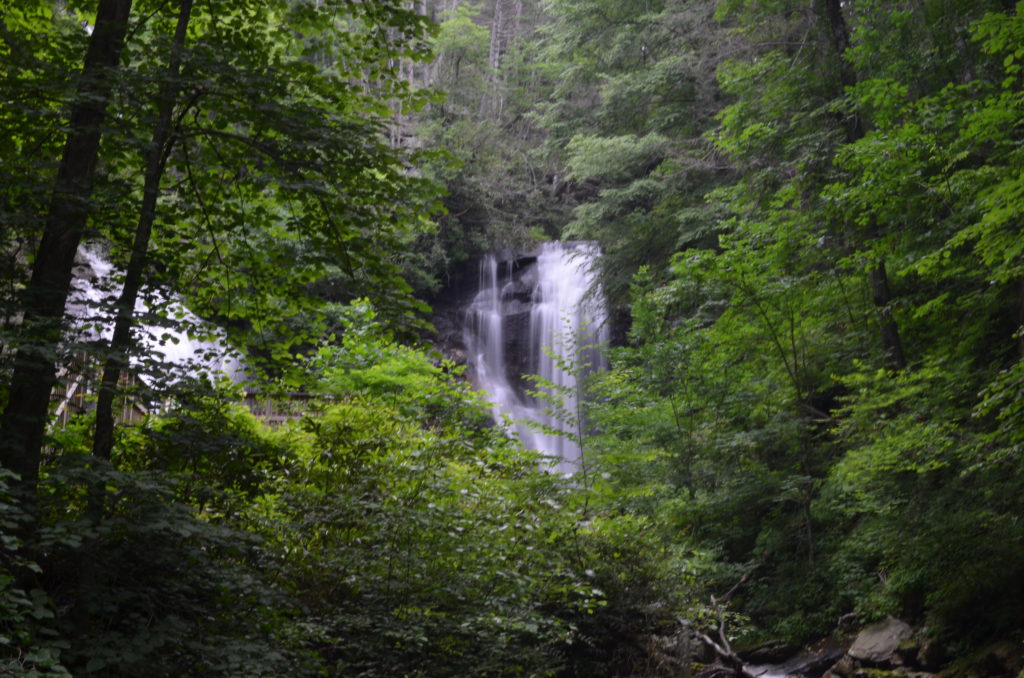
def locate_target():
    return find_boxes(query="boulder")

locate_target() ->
[848,617,913,665]
[823,654,856,678]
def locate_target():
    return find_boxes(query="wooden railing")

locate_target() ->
[50,369,313,430]
[241,391,315,427]
[51,366,150,430]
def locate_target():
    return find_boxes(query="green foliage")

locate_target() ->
[516,306,715,674]
[580,0,1024,645]
[566,134,671,184]
[811,354,1024,637]
[245,305,641,676]
[532,0,726,306]
[149,0,440,354]
[5,290,707,676]
[408,0,562,280]
[5,0,1024,672]
[120,381,287,515]
[0,470,72,678]
[308,303,449,403]
[253,400,588,677]
[15,450,292,678]
[433,4,491,98]
[0,1,86,342]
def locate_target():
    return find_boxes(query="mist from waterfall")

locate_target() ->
[68,244,240,379]
[463,241,608,473]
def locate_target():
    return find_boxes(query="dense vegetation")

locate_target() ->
[424,0,1024,648]
[1,0,1023,676]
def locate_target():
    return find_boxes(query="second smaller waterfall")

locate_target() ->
[463,242,608,473]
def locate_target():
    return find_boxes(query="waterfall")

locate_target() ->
[68,244,239,378]
[463,241,608,473]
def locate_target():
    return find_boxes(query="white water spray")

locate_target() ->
[463,242,608,473]
[68,244,240,378]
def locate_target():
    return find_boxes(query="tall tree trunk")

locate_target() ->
[0,0,133,501]
[820,0,908,369]
[869,261,907,370]
[92,0,194,465]
[1016,278,1024,359]
[483,0,504,117]
[75,0,193,640]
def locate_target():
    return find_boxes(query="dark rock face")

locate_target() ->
[430,250,543,398]
[428,259,479,368]
[818,621,1022,678]
[814,619,916,678]
[503,309,532,393]
[431,306,469,365]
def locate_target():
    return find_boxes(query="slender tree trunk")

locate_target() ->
[1014,278,1024,359]
[483,0,504,117]
[76,0,192,640]
[0,0,133,500]
[869,261,907,370]
[92,0,194,464]
[820,0,908,369]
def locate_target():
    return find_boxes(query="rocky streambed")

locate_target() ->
[724,618,1023,678]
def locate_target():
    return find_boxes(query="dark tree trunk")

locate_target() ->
[0,0,134,500]
[820,0,908,369]
[869,261,908,370]
[76,1,193,639]
[1017,278,1024,359]
[92,0,194,464]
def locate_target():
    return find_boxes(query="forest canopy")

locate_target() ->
[1,0,1023,677]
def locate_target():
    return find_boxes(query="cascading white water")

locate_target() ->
[463,241,608,473]
[69,244,239,378]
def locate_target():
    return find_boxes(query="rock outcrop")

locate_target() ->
[847,617,913,665]
[819,620,1022,678]
[693,615,1022,678]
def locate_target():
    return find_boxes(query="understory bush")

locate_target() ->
[2,303,699,677]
